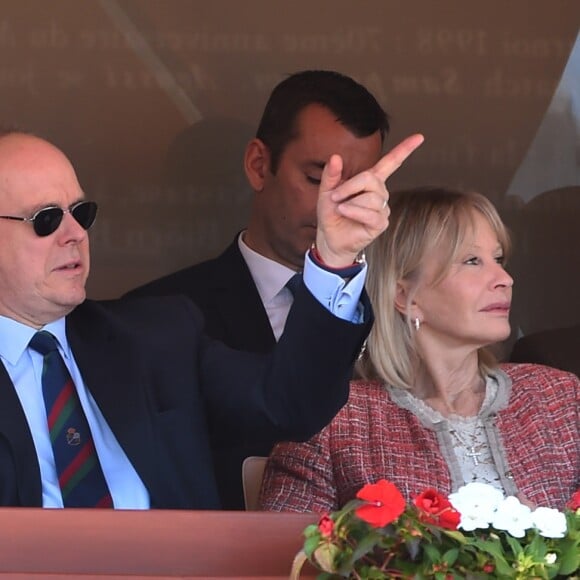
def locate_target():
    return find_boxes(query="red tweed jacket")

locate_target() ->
[260,363,579,512]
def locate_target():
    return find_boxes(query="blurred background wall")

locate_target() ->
[0,0,578,343]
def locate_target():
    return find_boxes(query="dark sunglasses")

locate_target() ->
[0,200,98,237]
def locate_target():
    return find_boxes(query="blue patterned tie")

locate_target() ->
[29,331,112,508]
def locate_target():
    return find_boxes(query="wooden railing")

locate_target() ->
[0,508,318,578]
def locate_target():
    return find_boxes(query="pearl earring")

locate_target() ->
[414,317,421,331]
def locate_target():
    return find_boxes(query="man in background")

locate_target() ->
[127,69,390,508]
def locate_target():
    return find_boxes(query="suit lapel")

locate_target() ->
[0,363,43,505]
[66,304,160,496]
[209,241,275,351]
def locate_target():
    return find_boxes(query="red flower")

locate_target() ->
[413,488,460,530]
[318,514,335,538]
[567,489,580,511]
[355,479,406,527]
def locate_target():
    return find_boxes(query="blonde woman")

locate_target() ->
[260,187,578,512]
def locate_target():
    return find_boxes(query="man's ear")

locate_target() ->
[244,138,270,192]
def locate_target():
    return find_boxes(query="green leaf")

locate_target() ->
[313,543,341,573]
[362,567,388,579]
[504,532,523,556]
[472,539,513,577]
[304,535,322,558]
[526,533,547,558]
[303,524,321,541]
[351,530,382,562]
[557,543,580,576]
[471,538,505,559]
[405,536,422,560]
[491,557,515,578]
[443,548,459,566]
[443,530,469,544]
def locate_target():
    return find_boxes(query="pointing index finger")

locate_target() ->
[373,133,424,182]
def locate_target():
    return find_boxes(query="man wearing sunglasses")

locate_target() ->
[0,129,422,509]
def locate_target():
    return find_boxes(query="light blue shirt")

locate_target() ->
[0,258,366,509]
[302,252,366,324]
[0,316,149,509]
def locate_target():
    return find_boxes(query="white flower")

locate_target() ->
[545,553,557,565]
[491,496,533,538]
[449,483,504,531]
[532,507,567,538]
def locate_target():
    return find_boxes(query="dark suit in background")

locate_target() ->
[509,324,580,377]
[127,238,273,353]
[0,290,369,508]
[126,237,277,509]
[126,70,392,508]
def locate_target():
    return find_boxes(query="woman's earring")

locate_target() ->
[414,317,421,331]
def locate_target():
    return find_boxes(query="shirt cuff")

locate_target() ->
[302,251,367,324]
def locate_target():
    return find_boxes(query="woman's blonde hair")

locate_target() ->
[357,187,511,389]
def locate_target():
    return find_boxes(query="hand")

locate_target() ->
[315,133,424,268]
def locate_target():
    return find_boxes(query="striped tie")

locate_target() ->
[29,331,112,508]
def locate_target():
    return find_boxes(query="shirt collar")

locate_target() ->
[237,231,298,304]
[0,315,68,366]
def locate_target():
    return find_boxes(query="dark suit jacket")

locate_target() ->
[0,288,370,509]
[126,238,284,508]
[509,324,580,377]
[127,238,275,353]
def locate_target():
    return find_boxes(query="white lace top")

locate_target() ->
[387,374,510,494]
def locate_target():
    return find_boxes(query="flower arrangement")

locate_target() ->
[291,480,580,579]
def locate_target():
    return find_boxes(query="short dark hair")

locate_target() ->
[256,70,389,173]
